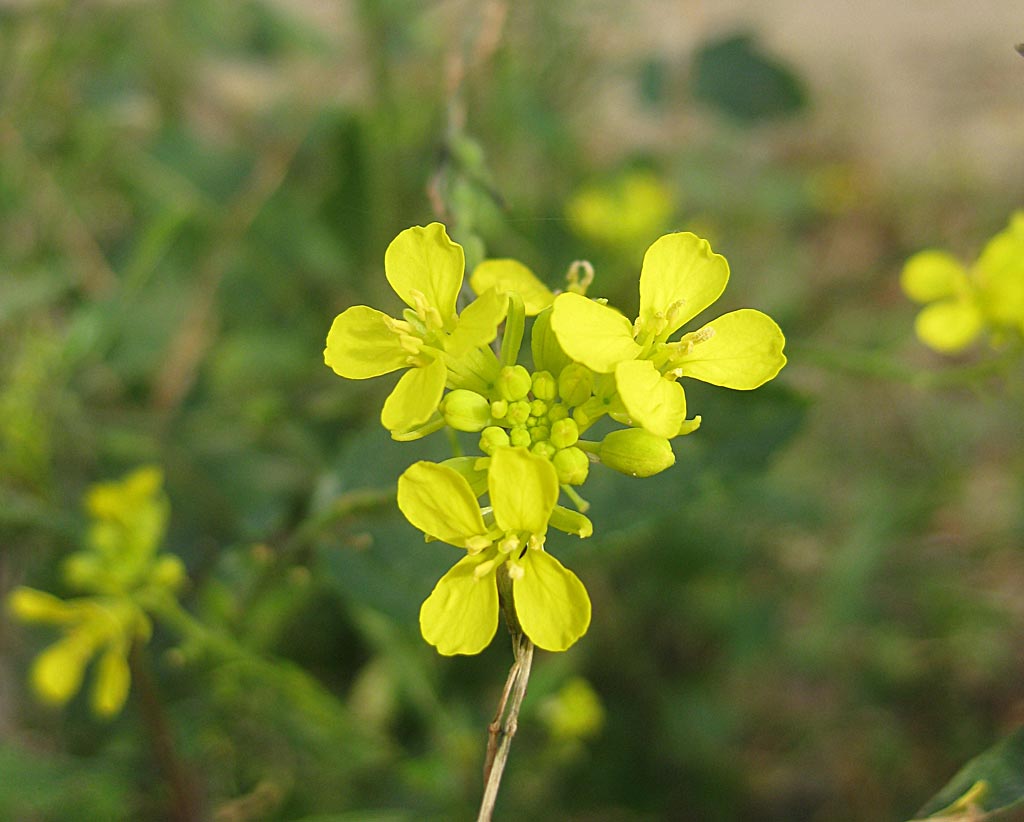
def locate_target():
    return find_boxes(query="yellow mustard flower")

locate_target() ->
[549,232,787,438]
[324,223,509,437]
[902,212,1024,353]
[7,466,186,717]
[567,170,674,250]
[8,588,148,717]
[398,447,591,655]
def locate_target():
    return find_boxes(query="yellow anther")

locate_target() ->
[465,535,492,554]
[473,557,501,579]
[527,533,546,551]
[506,561,525,581]
[409,289,445,330]
[498,534,521,554]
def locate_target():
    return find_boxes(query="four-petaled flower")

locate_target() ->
[550,232,787,438]
[324,223,508,436]
[398,447,592,655]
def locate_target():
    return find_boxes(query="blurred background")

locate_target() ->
[2,1,1024,819]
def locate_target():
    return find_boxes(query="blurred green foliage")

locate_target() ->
[2,2,1024,821]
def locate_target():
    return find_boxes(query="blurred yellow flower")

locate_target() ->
[566,170,674,251]
[902,212,1024,353]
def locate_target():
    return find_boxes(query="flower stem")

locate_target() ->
[477,631,534,822]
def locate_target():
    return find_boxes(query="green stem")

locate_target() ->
[794,343,1021,389]
[500,293,526,368]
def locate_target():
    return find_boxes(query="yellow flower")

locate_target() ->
[398,447,592,655]
[324,223,509,437]
[549,232,786,438]
[902,212,1024,353]
[566,170,674,250]
[8,588,148,717]
[7,466,185,718]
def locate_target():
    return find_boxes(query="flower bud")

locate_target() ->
[549,418,579,449]
[531,441,557,460]
[490,399,509,419]
[597,429,675,477]
[530,425,550,444]
[497,364,532,401]
[441,389,491,432]
[531,370,557,401]
[552,447,590,485]
[530,398,548,418]
[509,426,531,448]
[150,555,186,592]
[506,400,531,426]
[547,403,569,423]
[480,426,511,454]
[558,363,594,408]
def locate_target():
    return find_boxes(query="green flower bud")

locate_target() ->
[506,400,531,426]
[553,447,590,485]
[497,364,532,401]
[480,426,511,455]
[509,425,532,448]
[150,555,186,592]
[558,363,594,407]
[530,425,550,444]
[490,399,509,420]
[531,441,557,460]
[441,389,491,432]
[530,398,548,418]
[547,403,569,423]
[549,418,579,449]
[597,428,675,477]
[531,370,557,401]
[63,553,107,592]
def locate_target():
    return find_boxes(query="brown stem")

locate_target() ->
[477,631,535,822]
[130,644,202,822]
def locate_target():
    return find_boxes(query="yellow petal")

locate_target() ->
[398,461,488,546]
[420,553,500,655]
[384,223,464,328]
[91,645,131,717]
[7,587,78,624]
[638,232,729,336]
[513,550,591,652]
[325,305,409,379]
[446,287,508,357]
[914,299,983,353]
[470,259,554,316]
[549,292,641,373]
[30,632,96,706]
[975,228,1024,327]
[671,309,786,389]
[489,447,559,535]
[381,357,446,434]
[614,359,687,439]
[900,250,968,303]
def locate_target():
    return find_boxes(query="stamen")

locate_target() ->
[473,557,501,578]
[565,259,595,295]
[498,534,521,554]
[465,535,492,554]
[506,561,525,581]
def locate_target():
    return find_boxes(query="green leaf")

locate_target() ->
[692,33,808,123]
[912,726,1024,820]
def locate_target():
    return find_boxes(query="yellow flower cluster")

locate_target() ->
[8,467,186,717]
[325,224,786,655]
